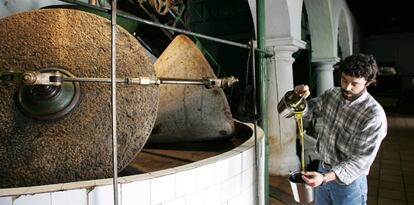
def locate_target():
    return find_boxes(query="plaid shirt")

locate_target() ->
[304,87,387,185]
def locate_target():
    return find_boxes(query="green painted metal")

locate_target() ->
[256,0,269,204]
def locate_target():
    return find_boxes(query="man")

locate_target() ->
[294,53,387,205]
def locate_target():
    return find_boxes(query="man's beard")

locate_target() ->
[341,89,364,101]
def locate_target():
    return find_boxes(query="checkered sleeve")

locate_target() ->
[303,88,333,121]
[331,114,387,185]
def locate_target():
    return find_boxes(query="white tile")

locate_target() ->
[204,185,220,205]
[185,191,205,205]
[215,155,242,183]
[227,154,242,177]
[220,174,242,202]
[51,189,87,205]
[176,169,196,197]
[241,166,255,189]
[88,185,121,205]
[195,164,215,190]
[14,193,50,205]
[150,175,175,204]
[242,148,255,171]
[228,184,254,205]
[227,194,243,205]
[161,198,185,205]
[215,159,229,183]
[0,197,12,205]
[121,180,150,205]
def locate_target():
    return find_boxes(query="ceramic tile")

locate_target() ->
[175,168,197,197]
[51,189,87,205]
[242,148,255,171]
[215,154,242,183]
[0,197,12,205]
[196,164,215,190]
[88,185,121,205]
[242,166,255,189]
[150,175,176,204]
[228,184,254,205]
[14,193,50,205]
[161,198,185,205]
[220,174,242,202]
[121,180,150,205]
[204,185,221,205]
[185,191,205,205]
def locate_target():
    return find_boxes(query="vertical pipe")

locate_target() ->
[256,0,268,204]
[250,40,259,205]
[111,1,119,205]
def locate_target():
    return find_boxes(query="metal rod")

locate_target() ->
[64,77,205,85]
[251,40,260,205]
[159,78,206,85]
[111,0,119,205]
[57,0,272,56]
[65,77,125,83]
[256,0,269,204]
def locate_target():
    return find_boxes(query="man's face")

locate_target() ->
[340,73,368,101]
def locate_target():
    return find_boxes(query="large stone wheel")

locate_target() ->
[0,8,159,188]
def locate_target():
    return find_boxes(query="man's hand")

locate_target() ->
[301,171,325,187]
[294,84,311,98]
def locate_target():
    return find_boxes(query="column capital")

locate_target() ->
[264,37,306,63]
[312,57,339,71]
[266,37,307,49]
[312,57,340,65]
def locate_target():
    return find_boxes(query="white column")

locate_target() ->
[313,58,339,96]
[266,38,306,175]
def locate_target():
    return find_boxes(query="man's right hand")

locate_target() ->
[301,171,325,187]
[294,84,311,98]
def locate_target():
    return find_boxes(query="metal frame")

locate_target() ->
[55,1,270,204]
[58,0,272,56]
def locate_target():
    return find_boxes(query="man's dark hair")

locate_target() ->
[339,53,378,83]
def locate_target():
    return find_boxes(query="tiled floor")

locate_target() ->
[269,111,414,205]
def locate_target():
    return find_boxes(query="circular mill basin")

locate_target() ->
[0,121,265,205]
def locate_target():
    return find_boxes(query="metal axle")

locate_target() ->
[1,70,238,89]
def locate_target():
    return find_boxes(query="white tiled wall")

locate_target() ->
[89,184,121,205]
[195,164,215,190]
[150,174,176,204]
[184,190,205,205]
[14,193,50,205]
[121,180,151,205]
[175,169,197,197]
[0,122,265,205]
[51,189,87,205]
[0,197,12,205]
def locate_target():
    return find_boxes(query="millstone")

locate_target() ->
[0,8,159,188]
[149,34,234,144]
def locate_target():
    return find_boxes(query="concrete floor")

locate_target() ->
[269,111,414,205]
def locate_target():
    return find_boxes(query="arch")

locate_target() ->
[303,0,336,60]
[247,0,303,40]
[337,8,353,59]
